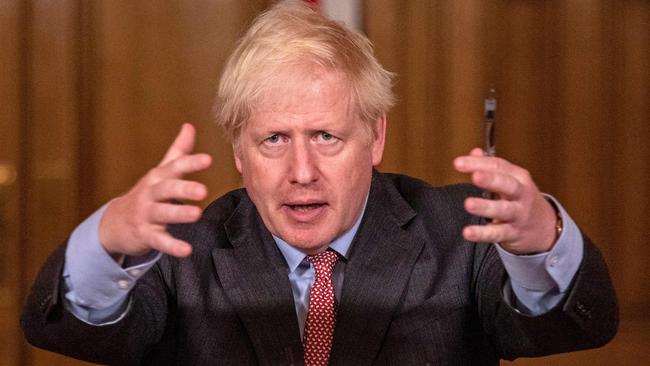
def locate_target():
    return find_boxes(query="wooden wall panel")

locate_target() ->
[20,1,92,365]
[0,1,23,365]
[364,0,408,173]
[90,1,268,211]
[497,1,558,187]
[554,1,615,261]
[613,0,650,310]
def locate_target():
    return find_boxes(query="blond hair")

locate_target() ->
[215,0,395,143]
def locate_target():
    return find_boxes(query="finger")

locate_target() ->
[453,149,485,171]
[463,223,516,244]
[150,179,208,202]
[157,153,212,179]
[159,123,196,166]
[148,202,202,224]
[469,148,484,157]
[454,155,521,177]
[470,171,522,199]
[464,197,518,222]
[149,229,192,257]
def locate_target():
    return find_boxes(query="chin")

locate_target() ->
[281,231,333,253]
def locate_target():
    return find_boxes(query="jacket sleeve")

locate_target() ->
[21,242,175,365]
[474,233,619,360]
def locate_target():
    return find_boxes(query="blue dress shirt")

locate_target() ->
[63,195,583,329]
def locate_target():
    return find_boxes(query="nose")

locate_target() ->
[288,140,319,185]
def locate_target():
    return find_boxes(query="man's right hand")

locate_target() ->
[99,123,212,259]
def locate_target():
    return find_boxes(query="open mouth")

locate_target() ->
[283,202,328,222]
[288,203,325,211]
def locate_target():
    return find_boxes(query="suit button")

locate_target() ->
[575,301,592,319]
[39,294,52,312]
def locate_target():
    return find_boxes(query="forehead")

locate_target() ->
[254,67,353,117]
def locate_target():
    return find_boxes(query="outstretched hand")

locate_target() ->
[99,123,212,259]
[453,148,558,255]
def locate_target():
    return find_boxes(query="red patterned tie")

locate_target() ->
[303,250,338,366]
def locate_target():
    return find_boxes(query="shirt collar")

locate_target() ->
[273,194,368,273]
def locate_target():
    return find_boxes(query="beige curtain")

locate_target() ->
[1,1,647,365]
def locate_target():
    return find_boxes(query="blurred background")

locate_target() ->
[1,1,648,365]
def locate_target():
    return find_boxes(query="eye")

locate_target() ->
[264,134,285,145]
[317,131,337,143]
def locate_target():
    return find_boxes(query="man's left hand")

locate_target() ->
[453,148,558,255]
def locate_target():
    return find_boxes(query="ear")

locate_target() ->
[233,143,243,174]
[371,113,387,166]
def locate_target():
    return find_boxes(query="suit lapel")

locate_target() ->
[212,196,304,365]
[330,172,425,366]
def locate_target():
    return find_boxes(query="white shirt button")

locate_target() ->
[128,269,141,277]
[549,255,560,267]
[117,279,130,289]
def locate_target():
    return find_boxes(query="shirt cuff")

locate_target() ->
[64,202,161,310]
[495,194,584,293]
[62,283,133,325]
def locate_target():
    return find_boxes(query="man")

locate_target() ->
[22,1,618,365]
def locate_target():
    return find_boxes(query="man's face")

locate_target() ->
[234,69,385,254]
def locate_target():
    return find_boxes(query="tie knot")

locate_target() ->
[307,250,338,276]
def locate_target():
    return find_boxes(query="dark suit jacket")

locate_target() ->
[22,172,618,365]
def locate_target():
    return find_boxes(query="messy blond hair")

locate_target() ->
[215,0,395,143]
